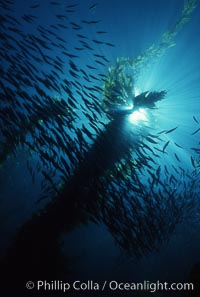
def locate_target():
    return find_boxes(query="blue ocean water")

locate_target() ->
[0,1,200,296]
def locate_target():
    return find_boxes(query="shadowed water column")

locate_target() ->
[1,90,165,296]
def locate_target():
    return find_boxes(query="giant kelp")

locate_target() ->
[102,0,197,111]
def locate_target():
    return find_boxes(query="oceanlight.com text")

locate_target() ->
[26,280,194,293]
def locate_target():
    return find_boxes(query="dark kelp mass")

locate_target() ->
[0,0,200,296]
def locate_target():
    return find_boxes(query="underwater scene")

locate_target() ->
[0,0,200,296]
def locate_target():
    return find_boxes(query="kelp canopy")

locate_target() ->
[102,0,197,114]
